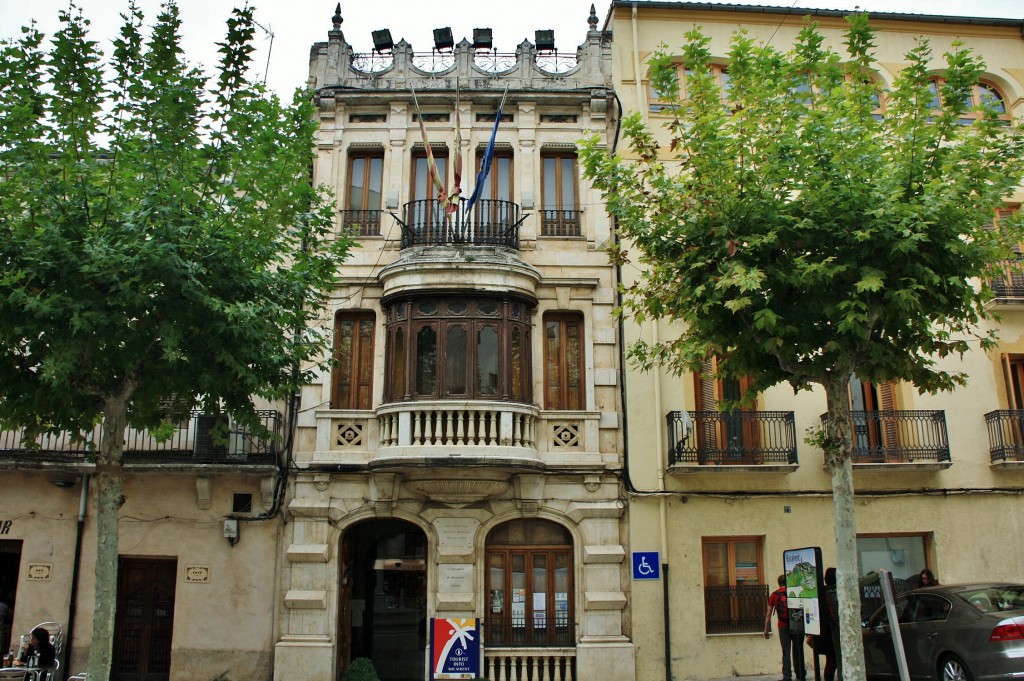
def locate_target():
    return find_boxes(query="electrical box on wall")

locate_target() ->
[223,519,239,539]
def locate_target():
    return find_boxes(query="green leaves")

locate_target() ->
[0,4,351,437]
[579,13,1024,397]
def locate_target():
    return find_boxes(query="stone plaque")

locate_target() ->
[437,563,474,593]
[184,565,211,583]
[435,517,478,556]
[26,563,51,581]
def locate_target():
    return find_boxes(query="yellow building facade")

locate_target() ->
[605,3,1024,680]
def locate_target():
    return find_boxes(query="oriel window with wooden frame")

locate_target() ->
[543,312,584,410]
[702,537,765,635]
[332,311,375,410]
[486,519,574,647]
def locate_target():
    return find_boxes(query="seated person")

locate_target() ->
[19,627,56,667]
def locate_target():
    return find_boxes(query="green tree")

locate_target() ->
[580,14,1023,681]
[0,3,350,678]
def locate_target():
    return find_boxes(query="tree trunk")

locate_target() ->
[88,396,128,681]
[823,376,867,681]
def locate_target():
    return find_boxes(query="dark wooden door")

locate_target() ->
[113,558,177,681]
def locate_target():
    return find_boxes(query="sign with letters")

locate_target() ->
[430,617,480,680]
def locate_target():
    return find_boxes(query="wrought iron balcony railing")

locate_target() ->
[540,210,581,237]
[396,199,524,249]
[339,209,382,237]
[819,410,950,463]
[984,410,1024,463]
[0,410,282,466]
[989,257,1024,299]
[704,584,768,634]
[667,410,797,466]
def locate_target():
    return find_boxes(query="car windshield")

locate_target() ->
[959,586,1024,614]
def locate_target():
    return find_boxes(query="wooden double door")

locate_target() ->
[113,558,176,681]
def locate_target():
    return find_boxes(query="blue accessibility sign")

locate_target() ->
[632,551,661,580]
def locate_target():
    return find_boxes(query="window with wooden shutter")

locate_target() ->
[701,537,766,634]
[693,358,759,463]
[332,311,375,410]
[850,375,898,462]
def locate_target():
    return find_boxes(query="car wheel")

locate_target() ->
[940,654,973,681]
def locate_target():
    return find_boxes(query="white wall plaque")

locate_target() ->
[26,564,52,581]
[438,563,474,593]
[435,517,478,556]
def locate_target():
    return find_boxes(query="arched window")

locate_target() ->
[927,77,1011,125]
[383,294,533,402]
[486,519,574,647]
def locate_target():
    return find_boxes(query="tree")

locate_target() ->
[580,14,1023,681]
[0,3,350,678]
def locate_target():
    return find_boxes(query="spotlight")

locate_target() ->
[472,28,493,50]
[433,27,454,51]
[535,30,555,52]
[372,29,394,53]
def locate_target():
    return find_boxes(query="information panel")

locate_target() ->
[783,546,823,636]
[430,617,481,680]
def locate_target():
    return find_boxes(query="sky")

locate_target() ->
[1,0,1022,98]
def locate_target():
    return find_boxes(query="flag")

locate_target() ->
[447,83,462,215]
[411,88,448,208]
[464,87,508,213]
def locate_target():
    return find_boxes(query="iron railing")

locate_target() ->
[540,210,581,237]
[984,410,1024,463]
[398,199,523,249]
[0,410,282,465]
[339,209,382,237]
[668,410,797,465]
[989,257,1024,298]
[820,410,949,463]
[486,616,574,648]
[704,584,768,634]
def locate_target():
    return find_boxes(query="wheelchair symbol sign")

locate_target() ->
[632,552,661,580]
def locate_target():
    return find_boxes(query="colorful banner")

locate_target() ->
[430,617,481,680]
[783,546,823,635]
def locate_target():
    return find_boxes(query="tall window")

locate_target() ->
[989,207,1023,298]
[849,375,898,462]
[649,64,731,111]
[694,358,758,463]
[332,311,375,410]
[541,152,579,237]
[702,537,765,634]
[486,519,574,647]
[344,151,383,236]
[409,147,449,237]
[473,150,514,243]
[384,295,532,403]
[543,313,584,410]
[927,78,1011,125]
[857,534,931,616]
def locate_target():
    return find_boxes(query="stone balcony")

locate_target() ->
[305,401,606,470]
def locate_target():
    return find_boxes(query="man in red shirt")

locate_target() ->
[764,574,805,681]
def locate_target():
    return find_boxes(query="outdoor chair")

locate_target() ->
[0,670,29,680]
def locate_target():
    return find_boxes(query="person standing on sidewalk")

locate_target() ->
[764,574,805,681]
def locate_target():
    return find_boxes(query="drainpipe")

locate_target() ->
[631,4,646,124]
[64,473,90,673]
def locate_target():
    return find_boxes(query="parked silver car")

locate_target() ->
[862,583,1024,681]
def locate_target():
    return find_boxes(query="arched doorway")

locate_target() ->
[339,519,427,681]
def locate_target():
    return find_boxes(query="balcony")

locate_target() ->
[984,410,1024,468]
[820,410,950,469]
[398,199,523,249]
[0,411,281,471]
[704,583,769,635]
[987,257,1024,306]
[667,410,797,472]
[540,210,581,237]
[339,209,382,237]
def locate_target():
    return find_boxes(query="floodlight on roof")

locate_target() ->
[372,29,394,52]
[433,27,454,51]
[472,28,493,49]
[535,30,555,52]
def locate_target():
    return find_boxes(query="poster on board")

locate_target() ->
[783,546,823,636]
[430,618,481,680]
